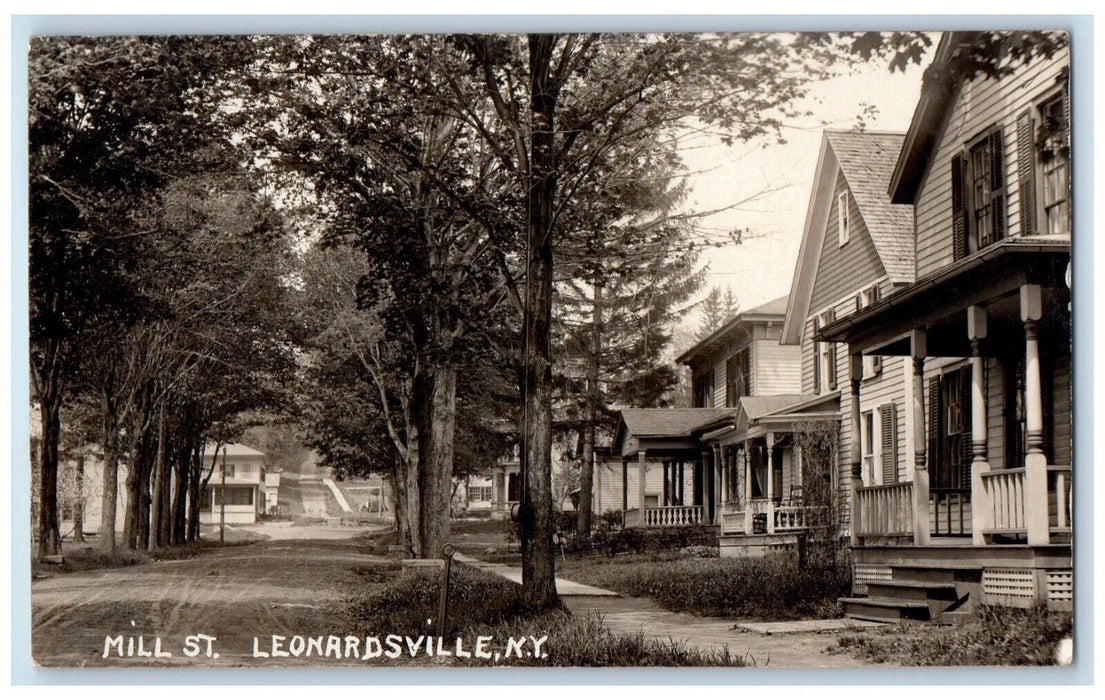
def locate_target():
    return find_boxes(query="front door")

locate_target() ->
[932,368,971,536]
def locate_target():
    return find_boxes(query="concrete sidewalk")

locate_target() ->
[454,553,619,596]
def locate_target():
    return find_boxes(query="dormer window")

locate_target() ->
[812,310,837,393]
[838,191,850,246]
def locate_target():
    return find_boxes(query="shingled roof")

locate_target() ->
[618,408,736,439]
[825,130,915,284]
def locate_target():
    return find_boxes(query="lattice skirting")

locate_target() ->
[854,563,893,585]
[1046,570,1073,604]
[982,567,1037,602]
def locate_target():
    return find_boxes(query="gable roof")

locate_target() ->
[781,130,915,345]
[676,294,789,366]
[617,408,736,439]
[889,32,968,204]
[825,131,915,282]
[203,442,266,458]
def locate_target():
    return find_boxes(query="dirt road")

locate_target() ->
[31,530,392,668]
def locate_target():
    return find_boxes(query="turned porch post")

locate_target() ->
[743,441,753,535]
[849,352,863,546]
[765,431,776,534]
[1021,285,1050,545]
[911,330,931,545]
[968,306,990,545]
[714,444,725,517]
[621,458,628,516]
[638,450,647,525]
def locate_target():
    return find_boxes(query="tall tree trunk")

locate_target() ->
[150,407,166,548]
[186,444,203,542]
[518,34,560,610]
[100,401,121,554]
[36,389,64,559]
[404,422,421,557]
[73,450,85,543]
[577,280,602,535]
[388,457,413,554]
[417,363,456,559]
[171,435,191,545]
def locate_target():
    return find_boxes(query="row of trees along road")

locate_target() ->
[30,37,297,558]
[30,31,1064,610]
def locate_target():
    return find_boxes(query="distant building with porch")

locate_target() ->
[200,443,268,526]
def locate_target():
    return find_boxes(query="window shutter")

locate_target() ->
[872,354,882,375]
[1016,111,1038,236]
[927,377,941,475]
[812,317,821,392]
[880,403,897,484]
[826,311,838,391]
[959,370,973,490]
[989,128,1007,244]
[951,152,969,259]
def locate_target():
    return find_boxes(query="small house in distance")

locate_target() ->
[200,443,268,526]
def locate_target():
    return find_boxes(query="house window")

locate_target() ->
[725,349,750,407]
[861,410,875,484]
[854,285,882,378]
[838,191,850,246]
[952,128,1006,258]
[814,310,837,393]
[693,371,714,408]
[212,486,253,506]
[1039,94,1070,235]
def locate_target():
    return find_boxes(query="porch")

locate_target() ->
[819,242,1072,613]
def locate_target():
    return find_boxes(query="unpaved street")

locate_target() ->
[32,530,391,667]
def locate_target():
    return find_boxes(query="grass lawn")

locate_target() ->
[557,550,851,622]
[828,604,1073,666]
[31,530,266,576]
[344,563,745,666]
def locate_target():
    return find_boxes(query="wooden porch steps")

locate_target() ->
[842,580,965,622]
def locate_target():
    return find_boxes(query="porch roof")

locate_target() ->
[613,408,735,458]
[815,239,1070,355]
[698,394,839,445]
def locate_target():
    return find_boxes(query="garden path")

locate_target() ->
[457,554,880,668]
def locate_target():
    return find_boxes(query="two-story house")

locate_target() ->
[815,33,1072,620]
[200,442,269,526]
[606,297,833,550]
[781,128,917,553]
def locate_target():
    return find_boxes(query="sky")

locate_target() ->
[675,40,937,341]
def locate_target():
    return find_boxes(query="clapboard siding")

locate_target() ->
[754,339,802,395]
[858,356,909,482]
[809,171,887,313]
[595,459,696,512]
[987,357,1006,469]
[712,358,727,408]
[914,49,1070,279]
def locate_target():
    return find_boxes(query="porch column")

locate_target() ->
[968,306,990,545]
[595,455,603,513]
[765,432,776,534]
[1021,285,1050,545]
[662,460,669,506]
[911,330,931,545]
[621,458,628,516]
[638,450,647,526]
[714,445,725,515]
[849,352,863,546]
[743,441,753,535]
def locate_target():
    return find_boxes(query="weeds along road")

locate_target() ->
[32,528,392,667]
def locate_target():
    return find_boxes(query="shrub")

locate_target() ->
[566,524,717,557]
[831,604,1073,666]
[344,564,746,666]
[561,550,851,621]
[346,564,530,638]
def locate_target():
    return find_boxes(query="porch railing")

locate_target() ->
[643,505,704,527]
[981,468,1026,534]
[930,487,971,536]
[855,482,914,538]
[720,508,745,535]
[774,504,806,532]
[1049,465,1071,533]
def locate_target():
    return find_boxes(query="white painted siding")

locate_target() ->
[914,49,1070,279]
[754,339,802,395]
